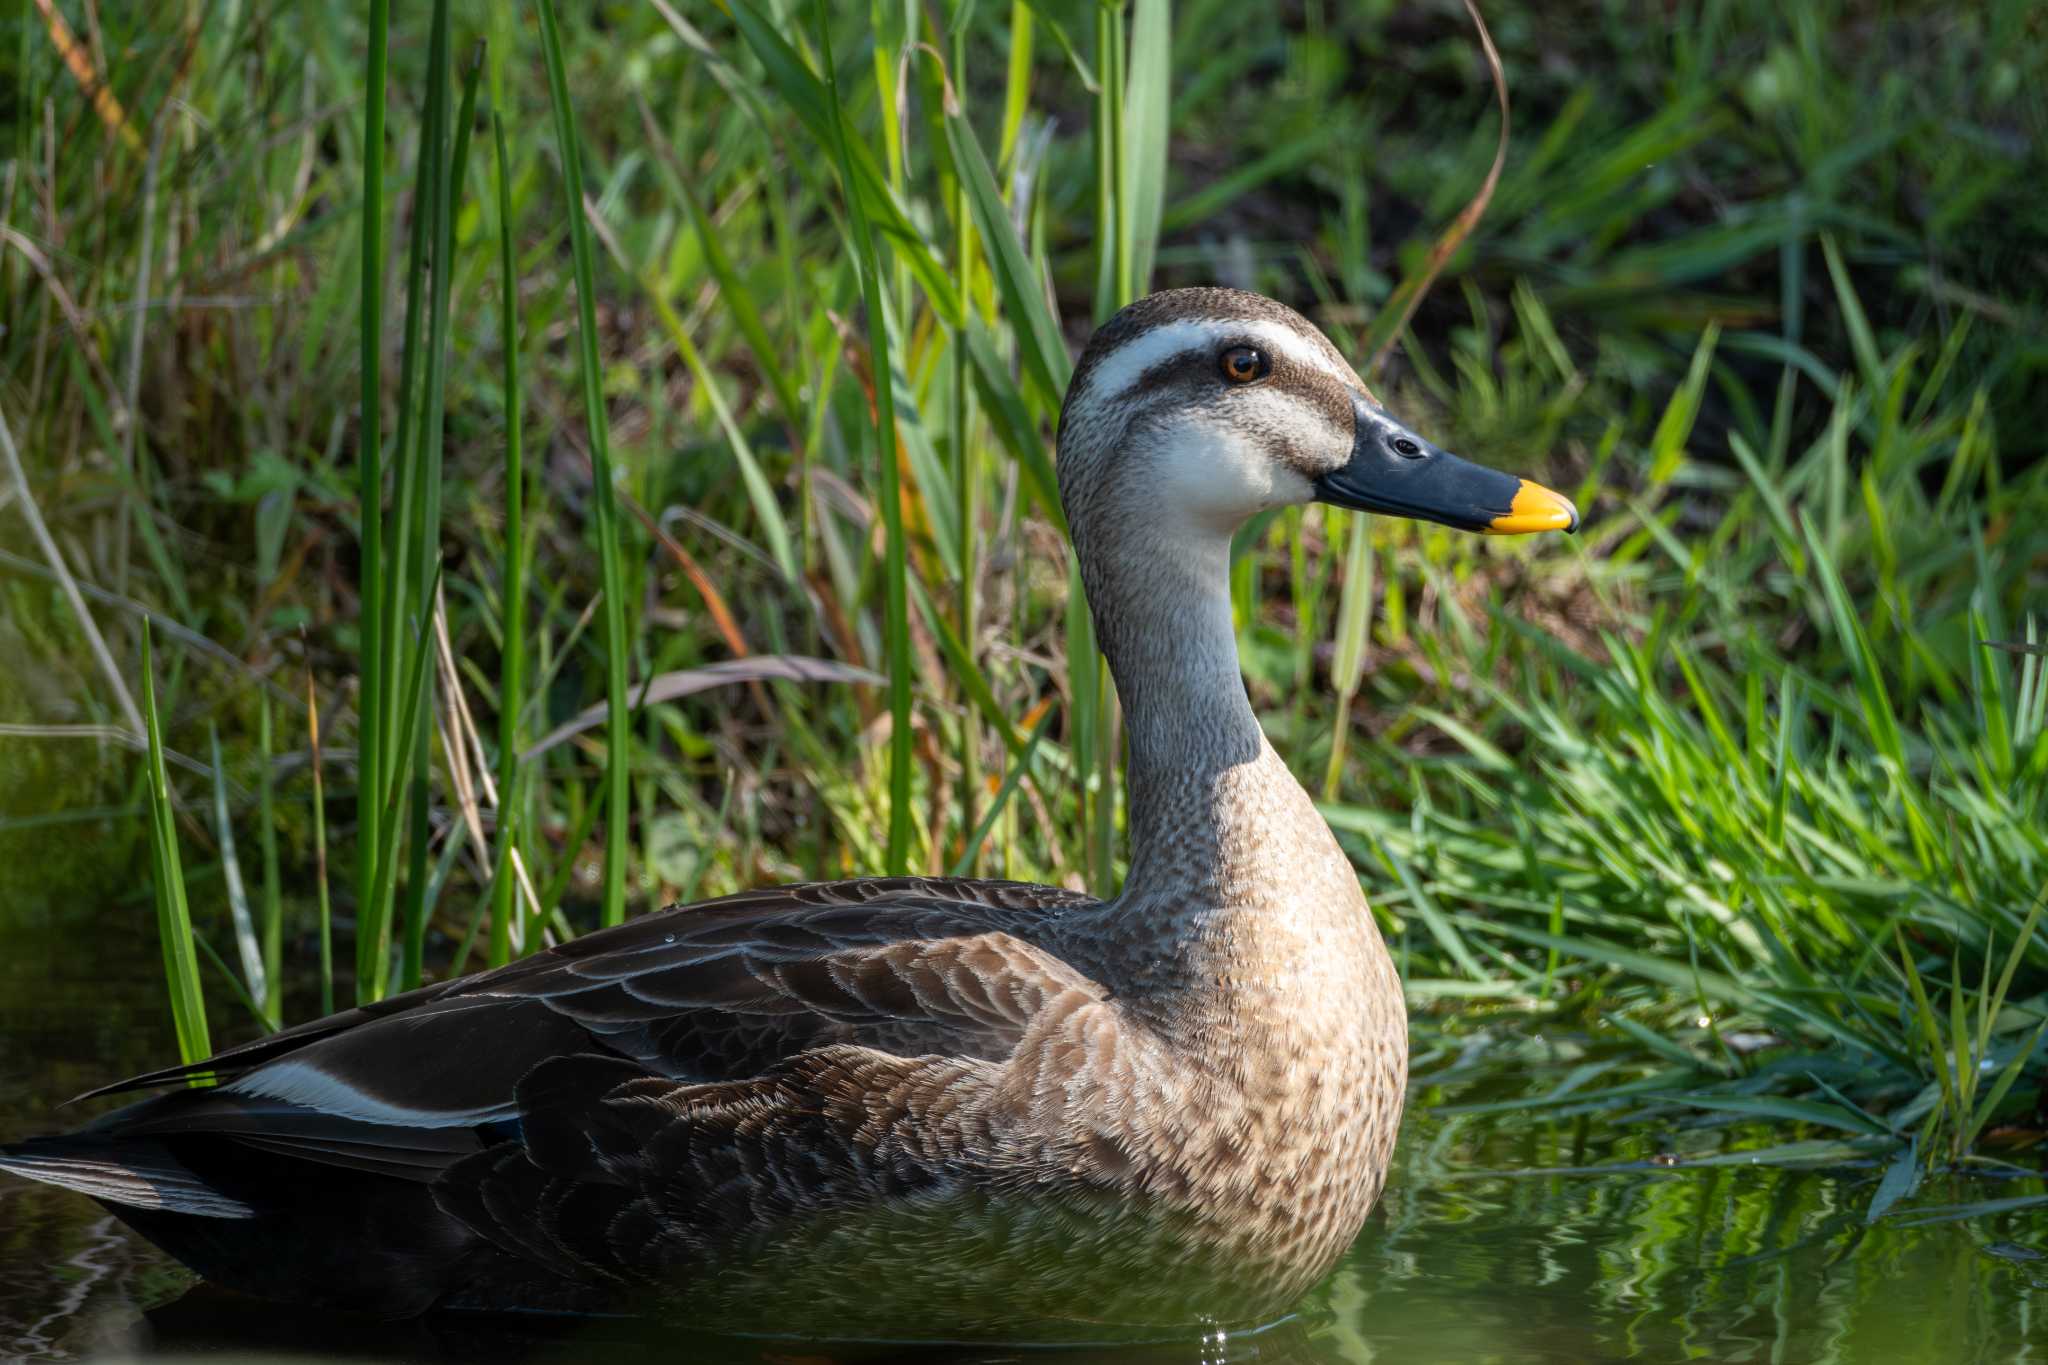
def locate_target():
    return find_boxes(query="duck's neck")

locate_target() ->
[1069,493,1406,1211]
[1073,511,1355,920]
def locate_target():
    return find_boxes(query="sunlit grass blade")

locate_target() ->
[1645,322,1719,484]
[722,0,962,324]
[1323,510,1373,800]
[943,97,1070,407]
[625,256,797,585]
[1122,0,1170,294]
[1378,841,1485,981]
[944,13,983,873]
[141,622,211,1072]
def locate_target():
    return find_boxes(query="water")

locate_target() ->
[3,912,2043,1363]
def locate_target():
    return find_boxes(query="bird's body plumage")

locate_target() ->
[9,868,1399,1337]
[3,288,1572,1339]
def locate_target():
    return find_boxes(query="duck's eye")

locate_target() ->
[1391,436,1422,457]
[1219,346,1268,384]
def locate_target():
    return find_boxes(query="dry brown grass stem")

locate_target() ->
[31,0,141,151]
[431,585,545,947]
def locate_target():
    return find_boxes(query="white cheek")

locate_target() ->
[1152,414,1316,531]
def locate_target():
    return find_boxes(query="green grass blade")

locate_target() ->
[1888,1194,2048,1228]
[639,279,798,584]
[367,564,446,988]
[191,933,274,1032]
[815,0,913,874]
[354,0,391,1001]
[1819,233,1884,393]
[1677,1094,1891,1137]
[257,693,283,1026]
[999,1,1036,166]
[141,623,211,1072]
[1092,4,1123,319]
[950,706,1056,878]
[538,0,633,925]
[359,0,449,1002]
[1378,842,1486,981]
[1122,0,1170,294]
[1865,1138,1921,1223]
[721,0,962,324]
[307,664,334,1016]
[944,101,1071,407]
[490,108,526,968]
[1646,322,1719,485]
[643,110,802,435]
[1894,930,1955,1123]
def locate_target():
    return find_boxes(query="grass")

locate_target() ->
[0,0,2042,1203]
[812,0,914,872]
[535,0,631,927]
[138,622,206,1072]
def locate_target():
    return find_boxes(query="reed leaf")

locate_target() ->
[537,0,633,926]
[141,623,210,1071]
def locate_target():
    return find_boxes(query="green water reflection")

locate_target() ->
[2,913,2042,1362]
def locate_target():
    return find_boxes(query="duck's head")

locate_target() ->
[1055,287,1577,541]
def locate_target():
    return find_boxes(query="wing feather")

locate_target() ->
[33,871,1115,1314]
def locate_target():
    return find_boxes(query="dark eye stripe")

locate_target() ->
[1128,348,1208,398]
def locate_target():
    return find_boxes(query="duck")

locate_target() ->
[0,287,1576,1342]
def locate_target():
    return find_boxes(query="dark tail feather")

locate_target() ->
[1,1131,486,1316]
[0,1134,254,1218]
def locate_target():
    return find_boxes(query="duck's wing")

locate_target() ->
[6,875,1123,1316]
[58,876,1099,1179]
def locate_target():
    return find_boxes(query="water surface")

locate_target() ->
[2,911,2042,1363]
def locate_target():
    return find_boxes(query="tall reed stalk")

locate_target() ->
[392,0,456,995]
[814,0,914,874]
[353,0,390,1002]
[536,0,632,926]
[489,109,527,967]
[256,694,283,1026]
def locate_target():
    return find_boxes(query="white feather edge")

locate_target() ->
[227,1060,517,1129]
[0,1148,257,1218]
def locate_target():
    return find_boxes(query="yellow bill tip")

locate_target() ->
[1487,480,1580,535]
